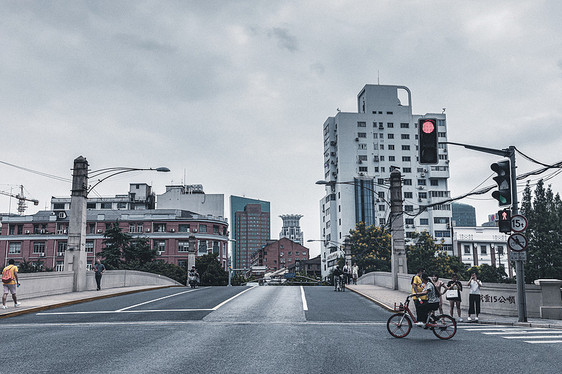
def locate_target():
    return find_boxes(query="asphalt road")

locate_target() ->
[1,286,561,374]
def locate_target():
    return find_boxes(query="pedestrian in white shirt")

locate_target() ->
[467,273,482,321]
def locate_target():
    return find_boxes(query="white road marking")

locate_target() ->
[211,285,256,310]
[484,330,562,335]
[504,335,562,339]
[37,309,213,315]
[0,321,388,328]
[525,340,562,344]
[300,286,308,311]
[117,289,198,311]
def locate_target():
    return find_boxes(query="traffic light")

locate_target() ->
[498,209,511,234]
[418,118,438,164]
[491,160,512,206]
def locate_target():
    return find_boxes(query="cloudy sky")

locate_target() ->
[1,1,561,257]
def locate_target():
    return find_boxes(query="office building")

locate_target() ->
[279,214,304,245]
[319,84,452,280]
[452,202,477,227]
[157,184,225,218]
[230,196,270,270]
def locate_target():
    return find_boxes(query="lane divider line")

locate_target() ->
[300,286,308,311]
[212,286,257,310]
[116,289,198,312]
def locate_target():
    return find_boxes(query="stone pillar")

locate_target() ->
[64,156,89,292]
[534,279,562,320]
[390,169,407,290]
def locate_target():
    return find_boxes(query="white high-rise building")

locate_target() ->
[319,85,452,280]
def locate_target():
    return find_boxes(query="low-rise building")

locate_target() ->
[251,238,310,273]
[0,209,229,270]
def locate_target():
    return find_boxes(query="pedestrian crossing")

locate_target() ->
[459,325,562,344]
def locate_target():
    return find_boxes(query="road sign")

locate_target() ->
[511,215,527,232]
[509,251,527,261]
[508,233,528,252]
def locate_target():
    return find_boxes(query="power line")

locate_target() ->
[0,160,71,183]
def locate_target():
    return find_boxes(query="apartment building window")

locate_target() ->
[434,231,451,237]
[402,156,411,162]
[388,156,395,161]
[377,178,385,185]
[387,134,394,139]
[57,241,67,255]
[85,241,94,253]
[178,224,190,233]
[403,179,412,185]
[379,218,386,225]
[137,224,143,233]
[481,245,487,255]
[33,242,45,254]
[388,144,395,150]
[87,202,96,209]
[8,242,21,254]
[129,223,135,233]
[404,192,413,198]
[373,133,378,139]
[420,218,429,225]
[198,240,207,255]
[199,225,207,233]
[178,241,190,252]
[430,180,439,186]
[497,246,504,255]
[358,144,367,150]
[56,261,64,272]
[387,122,394,128]
[154,240,166,254]
[379,156,385,161]
[100,202,112,209]
[402,145,410,150]
[400,123,409,128]
[379,205,386,211]
[358,155,368,161]
[155,223,166,232]
[379,144,384,150]
[405,218,414,225]
[117,202,127,209]
[404,205,414,212]
[357,121,366,127]
[403,167,411,173]
[438,132,446,137]
[418,192,427,199]
[434,217,450,224]
[359,167,368,172]
[89,224,96,234]
[358,132,367,138]
[213,225,219,234]
[401,134,410,140]
[213,241,220,255]
[464,245,471,254]
[418,179,426,185]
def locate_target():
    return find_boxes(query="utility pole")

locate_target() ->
[390,169,407,290]
[65,156,89,292]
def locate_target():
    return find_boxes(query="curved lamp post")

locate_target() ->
[65,156,170,292]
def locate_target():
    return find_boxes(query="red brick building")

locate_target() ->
[251,238,310,272]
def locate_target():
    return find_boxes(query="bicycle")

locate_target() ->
[386,295,457,340]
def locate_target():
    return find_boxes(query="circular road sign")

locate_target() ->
[511,215,528,232]
[508,233,528,252]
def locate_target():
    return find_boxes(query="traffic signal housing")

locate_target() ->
[491,160,512,206]
[418,118,438,164]
[498,209,511,234]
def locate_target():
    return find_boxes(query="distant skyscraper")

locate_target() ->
[279,214,304,245]
[230,196,270,269]
[452,202,477,227]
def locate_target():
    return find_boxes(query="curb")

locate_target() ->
[345,286,396,313]
[0,285,178,319]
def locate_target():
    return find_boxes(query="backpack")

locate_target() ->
[428,280,441,298]
[2,266,14,284]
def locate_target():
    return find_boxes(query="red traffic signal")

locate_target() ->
[497,209,511,234]
[418,118,438,164]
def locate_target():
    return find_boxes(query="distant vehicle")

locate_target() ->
[245,282,260,287]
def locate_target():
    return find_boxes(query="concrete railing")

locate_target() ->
[16,270,181,299]
[358,271,562,319]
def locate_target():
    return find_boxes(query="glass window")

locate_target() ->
[33,242,46,254]
[85,241,94,253]
[178,241,190,252]
[8,242,21,254]
[199,225,207,233]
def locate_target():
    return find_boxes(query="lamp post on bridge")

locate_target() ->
[65,156,170,292]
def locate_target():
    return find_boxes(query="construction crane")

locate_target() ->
[0,185,39,214]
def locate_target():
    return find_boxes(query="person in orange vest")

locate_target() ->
[2,259,21,309]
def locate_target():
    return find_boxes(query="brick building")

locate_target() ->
[251,238,310,272]
[0,209,229,270]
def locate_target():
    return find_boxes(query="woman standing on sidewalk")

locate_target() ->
[432,275,446,315]
[467,273,482,321]
[446,274,463,322]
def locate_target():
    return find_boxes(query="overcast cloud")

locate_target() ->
[1,1,561,256]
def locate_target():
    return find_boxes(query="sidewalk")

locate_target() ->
[0,285,177,319]
[346,284,562,329]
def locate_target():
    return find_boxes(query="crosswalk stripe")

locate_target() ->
[525,340,562,344]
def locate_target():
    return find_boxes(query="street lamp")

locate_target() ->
[227,238,236,286]
[65,156,170,292]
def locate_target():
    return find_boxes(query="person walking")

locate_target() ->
[446,274,463,322]
[467,272,482,321]
[342,264,350,285]
[93,258,106,291]
[351,262,359,285]
[2,259,21,309]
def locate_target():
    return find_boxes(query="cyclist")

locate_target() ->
[414,273,440,327]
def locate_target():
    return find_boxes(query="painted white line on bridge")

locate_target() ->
[300,286,308,311]
[211,285,256,310]
[484,330,562,335]
[37,309,214,315]
[503,335,562,339]
[525,340,562,344]
[116,289,198,312]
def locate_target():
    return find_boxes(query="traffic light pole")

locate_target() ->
[443,142,527,322]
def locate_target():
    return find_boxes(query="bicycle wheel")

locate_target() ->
[387,313,412,338]
[432,314,457,340]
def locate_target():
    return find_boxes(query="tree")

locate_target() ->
[521,180,562,282]
[195,253,228,286]
[466,264,508,283]
[123,237,158,268]
[406,231,467,279]
[348,222,391,273]
[99,222,131,269]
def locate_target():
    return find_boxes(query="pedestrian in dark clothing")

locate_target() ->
[93,259,105,291]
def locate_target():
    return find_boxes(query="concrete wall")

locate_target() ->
[357,271,553,319]
[16,270,181,299]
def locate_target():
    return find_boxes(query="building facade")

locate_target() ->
[452,202,477,227]
[251,238,310,273]
[453,226,513,277]
[230,196,270,270]
[319,84,452,280]
[157,184,225,218]
[0,209,229,270]
[279,214,304,245]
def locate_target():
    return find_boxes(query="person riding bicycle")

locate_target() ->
[333,265,344,291]
[411,268,427,323]
[414,273,440,327]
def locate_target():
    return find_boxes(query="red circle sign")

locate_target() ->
[422,120,435,134]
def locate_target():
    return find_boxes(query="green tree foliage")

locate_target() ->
[348,222,391,273]
[466,264,508,283]
[99,221,131,269]
[195,253,228,286]
[521,180,562,282]
[17,258,52,273]
[406,231,467,278]
[123,237,158,268]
